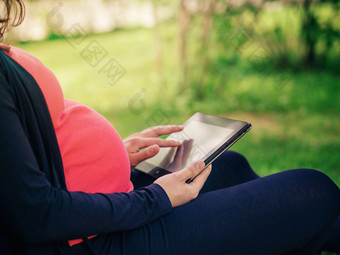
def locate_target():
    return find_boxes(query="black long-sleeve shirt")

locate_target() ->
[0,50,172,255]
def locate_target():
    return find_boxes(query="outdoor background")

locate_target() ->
[5,1,339,191]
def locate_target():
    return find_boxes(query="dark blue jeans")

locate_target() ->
[65,151,340,255]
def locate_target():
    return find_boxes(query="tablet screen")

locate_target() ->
[143,120,234,172]
[135,112,251,178]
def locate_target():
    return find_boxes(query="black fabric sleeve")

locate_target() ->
[0,75,172,245]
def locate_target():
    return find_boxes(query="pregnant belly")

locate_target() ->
[55,99,133,194]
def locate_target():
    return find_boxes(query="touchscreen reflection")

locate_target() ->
[159,139,194,172]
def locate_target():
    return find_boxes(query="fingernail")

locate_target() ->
[151,145,158,153]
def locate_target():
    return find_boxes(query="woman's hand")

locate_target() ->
[154,161,212,208]
[123,125,184,169]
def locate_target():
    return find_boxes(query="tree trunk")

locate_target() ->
[302,0,317,67]
[150,0,164,81]
[197,0,215,100]
[178,0,190,91]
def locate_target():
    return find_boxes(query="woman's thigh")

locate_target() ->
[67,169,340,255]
[200,150,259,193]
[322,215,340,252]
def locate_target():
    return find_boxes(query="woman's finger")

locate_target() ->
[139,137,182,148]
[140,125,184,137]
[190,164,212,190]
[130,145,159,167]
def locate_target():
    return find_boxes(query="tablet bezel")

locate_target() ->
[135,112,252,179]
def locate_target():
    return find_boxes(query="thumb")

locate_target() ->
[131,144,159,166]
[178,161,205,181]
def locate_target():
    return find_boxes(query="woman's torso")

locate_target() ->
[5,45,133,194]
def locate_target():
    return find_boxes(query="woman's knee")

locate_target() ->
[216,151,250,169]
[288,169,340,213]
[215,151,259,178]
[292,169,338,193]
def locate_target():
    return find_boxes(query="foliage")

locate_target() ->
[15,24,340,186]
[210,0,340,69]
[178,1,338,101]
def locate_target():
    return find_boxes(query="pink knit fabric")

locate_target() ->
[56,98,133,194]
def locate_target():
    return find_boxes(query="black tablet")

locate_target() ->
[135,112,252,180]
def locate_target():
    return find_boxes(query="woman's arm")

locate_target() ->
[0,75,172,245]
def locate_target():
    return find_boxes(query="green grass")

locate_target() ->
[14,24,340,188]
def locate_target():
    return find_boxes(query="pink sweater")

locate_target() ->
[5,45,133,245]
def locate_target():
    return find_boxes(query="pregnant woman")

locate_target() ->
[0,1,339,254]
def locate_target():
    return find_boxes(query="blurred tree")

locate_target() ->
[212,0,340,71]
[178,0,190,91]
[300,0,340,68]
[195,0,216,100]
[150,0,164,83]
[302,0,318,67]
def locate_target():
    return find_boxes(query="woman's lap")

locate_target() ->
[130,151,260,192]
[65,151,340,255]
